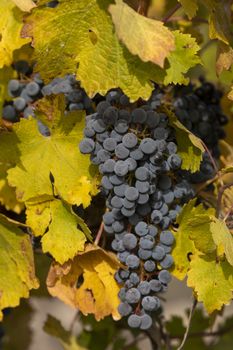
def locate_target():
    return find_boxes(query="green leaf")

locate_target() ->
[168,110,204,172]
[23,0,164,101]
[4,96,99,207]
[44,315,87,350]
[188,214,216,254]
[0,215,39,319]
[78,315,124,350]
[0,0,30,68]
[164,30,201,85]
[27,199,89,264]
[165,309,210,350]
[211,216,233,267]
[178,0,198,19]
[0,129,24,213]
[212,315,233,349]
[187,254,233,313]
[109,0,175,67]
[171,199,198,280]
[165,315,186,337]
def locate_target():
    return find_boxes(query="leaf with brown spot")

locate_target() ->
[47,244,122,320]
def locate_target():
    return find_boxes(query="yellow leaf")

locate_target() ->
[228,86,233,101]
[47,244,122,320]
[187,254,233,313]
[168,109,204,172]
[4,96,99,207]
[0,0,30,68]
[12,0,36,12]
[26,201,51,237]
[22,0,164,101]
[216,42,233,75]
[0,65,16,117]
[0,129,24,213]
[109,0,175,68]
[210,216,233,267]
[27,200,89,264]
[0,215,39,319]
[171,199,198,280]
[178,0,198,19]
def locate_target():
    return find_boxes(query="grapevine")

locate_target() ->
[0,0,233,349]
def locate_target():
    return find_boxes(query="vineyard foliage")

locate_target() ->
[1,0,233,348]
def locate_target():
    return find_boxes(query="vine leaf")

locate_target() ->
[202,0,233,46]
[168,110,204,172]
[188,214,216,254]
[177,0,198,19]
[12,0,36,12]
[0,129,24,213]
[47,244,122,321]
[187,254,233,313]
[171,199,199,280]
[228,86,233,101]
[0,215,39,319]
[0,66,15,118]
[109,0,175,67]
[172,200,215,280]
[22,0,164,101]
[216,42,233,75]
[211,216,233,267]
[164,30,201,85]
[4,96,99,207]
[27,200,88,264]
[44,315,87,350]
[0,0,30,68]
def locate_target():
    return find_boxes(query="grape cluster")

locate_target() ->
[2,61,93,126]
[174,81,228,158]
[79,90,194,329]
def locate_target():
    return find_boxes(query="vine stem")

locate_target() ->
[94,221,104,245]
[137,0,151,16]
[217,183,233,218]
[177,298,197,350]
[162,3,182,23]
[201,141,219,175]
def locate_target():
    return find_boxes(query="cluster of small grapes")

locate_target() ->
[174,81,228,158]
[174,81,228,183]
[79,90,194,330]
[2,62,93,127]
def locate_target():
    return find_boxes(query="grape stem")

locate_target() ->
[162,3,182,23]
[201,141,219,175]
[217,183,233,218]
[94,221,104,245]
[137,0,151,16]
[177,298,197,350]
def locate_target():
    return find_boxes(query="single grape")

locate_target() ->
[125,288,141,303]
[126,255,140,269]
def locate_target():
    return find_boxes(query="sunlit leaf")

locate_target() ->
[0,215,39,319]
[22,0,164,101]
[109,0,175,67]
[4,96,99,207]
[187,254,233,313]
[0,0,30,68]
[47,244,122,320]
